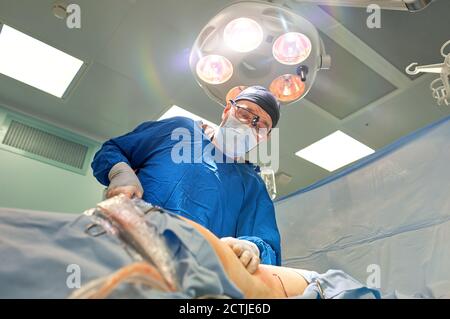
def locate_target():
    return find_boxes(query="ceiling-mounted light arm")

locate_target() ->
[404,0,434,12]
[284,0,436,12]
[318,38,331,70]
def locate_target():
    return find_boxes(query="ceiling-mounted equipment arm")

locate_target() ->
[405,40,450,106]
[404,0,433,12]
[288,0,435,12]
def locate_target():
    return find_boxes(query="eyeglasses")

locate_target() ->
[229,100,272,139]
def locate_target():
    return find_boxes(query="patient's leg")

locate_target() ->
[180,217,308,298]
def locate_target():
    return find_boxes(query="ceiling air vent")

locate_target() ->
[2,119,89,170]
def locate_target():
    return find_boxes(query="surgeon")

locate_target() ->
[91,86,281,273]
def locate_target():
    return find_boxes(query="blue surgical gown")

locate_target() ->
[91,116,281,265]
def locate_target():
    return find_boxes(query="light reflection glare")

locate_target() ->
[269,74,305,102]
[273,32,312,65]
[196,55,233,85]
[224,18,263,53]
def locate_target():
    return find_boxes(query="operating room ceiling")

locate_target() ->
[0,0,449,199]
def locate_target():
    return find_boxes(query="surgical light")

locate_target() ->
[272,32,312,65]
[269,74,305,102]
[224,18,263,53]
[189,1,330,108]
[196,55,233,85]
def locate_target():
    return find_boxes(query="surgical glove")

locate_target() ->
[220,237,260,274]
[106,162,144,199]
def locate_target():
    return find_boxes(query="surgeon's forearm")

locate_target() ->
[92,141,134,186]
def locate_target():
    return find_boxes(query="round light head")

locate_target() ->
[273,32,312,65]
[269,74,305,102]
[224,18,263,53]
[189,1,328,107]
[226,85,248,102]
[196,55,233,85]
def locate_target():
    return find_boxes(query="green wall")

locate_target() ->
[0,107,105,214]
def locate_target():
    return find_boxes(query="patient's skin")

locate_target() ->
[180,217,308,298]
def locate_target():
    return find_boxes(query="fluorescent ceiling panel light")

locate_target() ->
[0,24,84,98]
[159,105,218,128]
[295,130,375,172]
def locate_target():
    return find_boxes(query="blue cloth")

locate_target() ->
[91,116,281,266]
[293,269,382,299]
[0,206,385,299]
[0,207,244,299]
[276,113,450,298]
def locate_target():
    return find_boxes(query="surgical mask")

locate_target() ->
[214,112,258,159]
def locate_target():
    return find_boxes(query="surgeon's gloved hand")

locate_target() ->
[106,162,144,199]
[220,237,260,274]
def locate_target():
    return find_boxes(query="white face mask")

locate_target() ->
[214,112,258,159]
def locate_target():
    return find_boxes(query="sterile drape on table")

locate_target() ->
[276,114,450,298]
